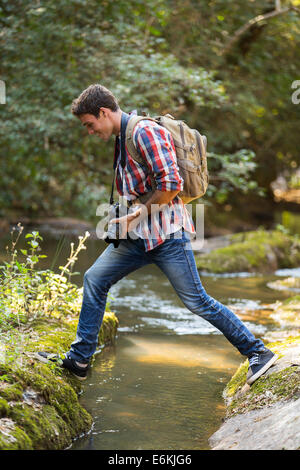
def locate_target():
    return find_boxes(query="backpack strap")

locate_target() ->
[125,115,158,194]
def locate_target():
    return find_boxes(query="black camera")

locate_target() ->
[103,203,123,248]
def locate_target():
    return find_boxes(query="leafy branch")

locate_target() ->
[221,1,300,56]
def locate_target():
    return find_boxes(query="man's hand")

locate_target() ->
[109,189,180,239]
[109,207,144,239]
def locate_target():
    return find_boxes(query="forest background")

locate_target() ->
[1,0,300,236]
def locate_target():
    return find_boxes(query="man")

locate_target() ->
[36,84,277,385]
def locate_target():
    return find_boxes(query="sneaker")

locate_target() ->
[246,348,278,385]
[34,351,89,381]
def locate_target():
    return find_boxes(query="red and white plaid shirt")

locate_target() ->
[114,114,195,251]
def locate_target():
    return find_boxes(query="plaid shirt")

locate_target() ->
[114,113,195,251]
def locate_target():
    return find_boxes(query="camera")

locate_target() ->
[102,203,124,248]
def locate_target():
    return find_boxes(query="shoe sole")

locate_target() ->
[247,354,278,385]
[72,374,87,382]
[34,352,60,364]
[34,353,87,381]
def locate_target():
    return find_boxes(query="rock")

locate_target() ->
[269,294,300,329]
[8,217,97,239]
[209,398,300,450]
[209,337,300,450]
[267,277,300,294]
[263,329,300,343]
[191,234,232,253]
[194,229,300,274]
[0,312,119,450]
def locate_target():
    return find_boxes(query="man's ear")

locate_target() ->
[99,107,112,119]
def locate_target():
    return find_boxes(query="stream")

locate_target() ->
[0,230,295,450]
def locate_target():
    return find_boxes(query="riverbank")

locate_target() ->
[1,222,300,450]
[0,311,118,450]
[195,229,300,274]
[209,286,300,450]
[0,224,119,450]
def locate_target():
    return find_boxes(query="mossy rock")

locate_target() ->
[223,337,300,419]
[195,229,300,274]
[267,294,300,329]
[0,311,119,450]
[267,277,300,293]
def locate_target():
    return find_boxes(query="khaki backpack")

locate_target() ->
[125,114,208,204]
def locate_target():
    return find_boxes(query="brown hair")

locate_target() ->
[71,84,119,117]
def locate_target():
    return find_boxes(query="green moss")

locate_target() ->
[227,367,300,418]
[224,361,249,398]
[9,403,73,450]
[225,337,300,400]
[195,229,300,273]
[28,318,79,356]
[0,383,23,401]
[98,311,119,347]
[281,295,300,306]
[266,335,300,350]
[223,337,300,420]
[0,398,9,417]
[0,361,93,449]
[0,419,33,450]
[0,310,118,450]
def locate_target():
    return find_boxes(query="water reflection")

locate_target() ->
[73,334,240,450]
[123,335,240,370]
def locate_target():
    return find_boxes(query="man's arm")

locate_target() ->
[111,189,180,238]
[111,121,183,237]
[139,188,180,213]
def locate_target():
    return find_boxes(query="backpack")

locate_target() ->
[125,114,208,204]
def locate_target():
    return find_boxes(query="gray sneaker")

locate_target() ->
[247,348,278,385]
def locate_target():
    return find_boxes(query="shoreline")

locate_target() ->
[0,311,119,450]
[209,287,300,450]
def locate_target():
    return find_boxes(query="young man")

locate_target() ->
[36,84,277,384]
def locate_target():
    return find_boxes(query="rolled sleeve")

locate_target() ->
[133,121,183,192]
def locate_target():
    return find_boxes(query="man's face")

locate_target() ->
[79,110,114,141]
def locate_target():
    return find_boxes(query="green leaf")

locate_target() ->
[15,261,23,272]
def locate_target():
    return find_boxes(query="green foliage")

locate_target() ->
[0,225,88,331]
[0,0,227,219]
[0,0,299,221]
[206,148,265,203]
[0,224,119,450]
[0,223,116,372]
[162,0,300,190]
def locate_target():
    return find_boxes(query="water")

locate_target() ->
[0,230,294,450]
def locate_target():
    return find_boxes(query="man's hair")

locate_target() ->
[71,84,119,117]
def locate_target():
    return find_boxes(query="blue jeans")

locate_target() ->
[68,229,265,363]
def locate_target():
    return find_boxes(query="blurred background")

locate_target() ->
[0,0,300,237]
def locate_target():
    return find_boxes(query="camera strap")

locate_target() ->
[110,112,132,206]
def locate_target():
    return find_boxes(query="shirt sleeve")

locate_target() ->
[132,121,184,192]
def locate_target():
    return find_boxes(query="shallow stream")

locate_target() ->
[0,231,295,449]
